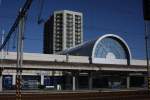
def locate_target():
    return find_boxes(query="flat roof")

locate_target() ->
[0,52,149,66]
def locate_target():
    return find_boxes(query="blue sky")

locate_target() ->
[0,0,147,59]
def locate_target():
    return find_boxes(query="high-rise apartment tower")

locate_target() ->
[43,10,83,54]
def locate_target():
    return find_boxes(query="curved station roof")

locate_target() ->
[59,34,132,65]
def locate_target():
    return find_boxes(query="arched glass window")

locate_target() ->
[94,37,127,59]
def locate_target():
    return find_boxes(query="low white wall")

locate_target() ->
[130,59,147,66]
[3,52,89,63]
[93,58,127,65]
[67,56,89,63]
[1,52,149,66]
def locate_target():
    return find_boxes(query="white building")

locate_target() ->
[43,10,83,54]
[0,34,149,91]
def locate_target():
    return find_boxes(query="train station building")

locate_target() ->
[0,34,149,91]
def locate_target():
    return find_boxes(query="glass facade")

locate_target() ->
[44,76,63,87]
[92,76,127,89]
[2,75,13,90]
[1,71,146,90]
[22,75,40,90]
[130,76,145,87]
[94,37,127,59]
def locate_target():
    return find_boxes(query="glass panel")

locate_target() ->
[22,75,40,90]
[2,75,13,90]
[94,37,127,59]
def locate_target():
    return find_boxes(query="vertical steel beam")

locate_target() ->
[89,71,93,90]
[0,30,4,92]
[16,10,25,100]
[127,76,130,89]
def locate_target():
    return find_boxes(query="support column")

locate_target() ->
[127,76,130,89]
[0,74,2,92]
[12,74,16,86]
[76,73,79,90]
[72,71,79,91]
[144,76,148,88]
[72,75,76,91]
[41,75,44,85]
[89,72,93,90]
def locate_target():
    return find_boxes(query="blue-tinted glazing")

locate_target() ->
[94,37,127,59]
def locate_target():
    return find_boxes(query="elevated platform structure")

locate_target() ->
[0,52,148,71]
[0,34,149,91]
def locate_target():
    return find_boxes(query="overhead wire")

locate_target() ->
[0,0,146,51]
[0,0,33,51]
[12,28,17,49]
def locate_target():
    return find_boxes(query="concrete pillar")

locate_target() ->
[143,76,148,88]
[41,75,44,85]
[12,74,16,85]
[127,76,130,89]
[76,73,79,90]
[72,71,79,91]
[0,75,2,92]
[72,75,76,91]
[89,72,93,90]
